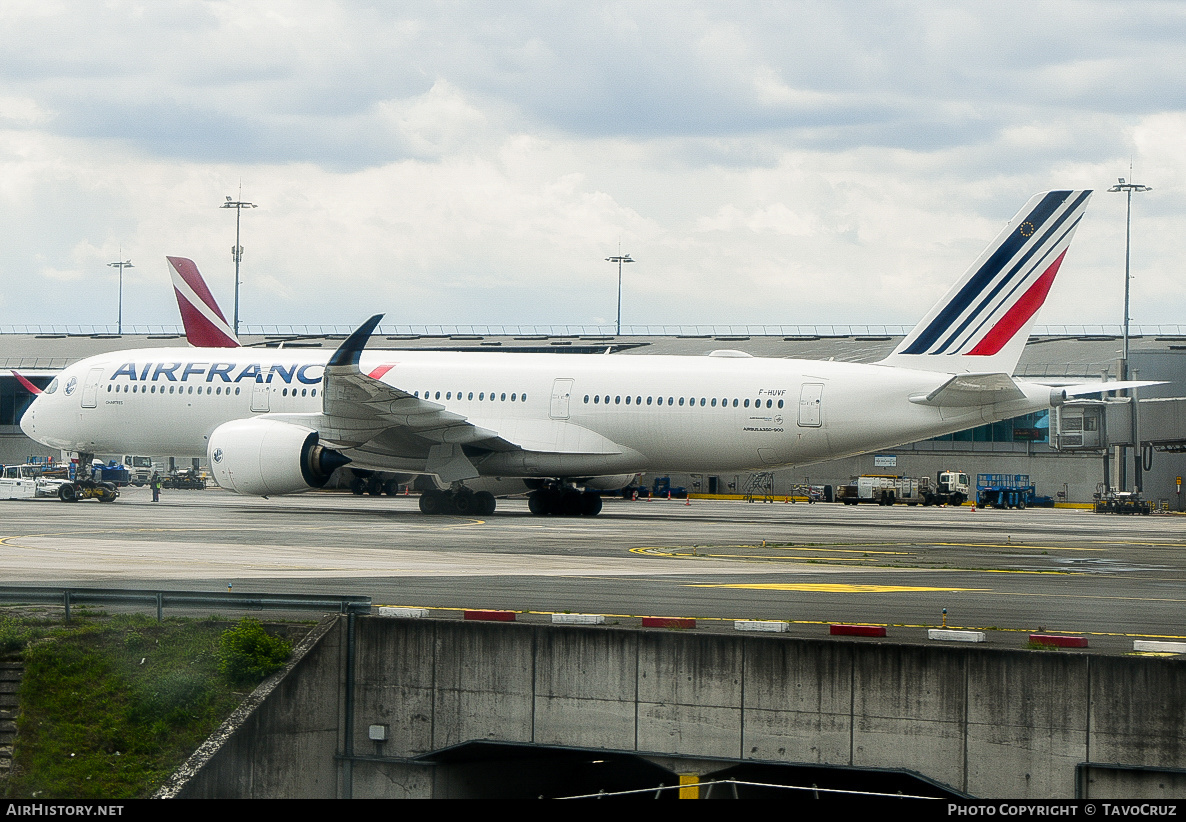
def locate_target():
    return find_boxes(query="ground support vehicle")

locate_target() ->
[976,474,1036,509]
[96,461,131,486]
[56,474,119,503]
[837,475,923,506]
[919,471,969,506]
[0,464,71,500]
[121,456,161,486]
[1093,490,1153,515]
[162,469,207,490]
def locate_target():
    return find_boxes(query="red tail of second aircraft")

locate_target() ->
[166,256,240,348]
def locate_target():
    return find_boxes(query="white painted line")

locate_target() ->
[552,613,606,624]
[377,607,429,618]
[735,620,790,632]
[1133,640,1186,654]
[928,629,986,643]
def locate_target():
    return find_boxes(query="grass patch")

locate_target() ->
[3,613,298,799]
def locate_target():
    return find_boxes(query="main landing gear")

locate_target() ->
[527,488,603,517]
[418,488,497,516]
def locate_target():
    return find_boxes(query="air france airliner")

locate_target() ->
[19,190,1145,515]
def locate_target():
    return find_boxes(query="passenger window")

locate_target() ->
[679,398,684,406]
[501,393,506,401]
[594,395,600,404]
[744,399,749,408]
[777,399,784,408]
[468,392,474,400]
[625,396,631,405]
[646,397,652,405]
[711,398,716,407]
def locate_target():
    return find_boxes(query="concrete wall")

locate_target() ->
[166,616,1186,799]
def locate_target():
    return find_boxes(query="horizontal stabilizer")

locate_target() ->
[910,373,1025,407]
[1047,380,1166,404]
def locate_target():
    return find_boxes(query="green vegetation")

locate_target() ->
[2,613,296,799]
[217,618,293,687]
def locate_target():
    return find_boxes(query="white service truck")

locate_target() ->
[0,464,70,500]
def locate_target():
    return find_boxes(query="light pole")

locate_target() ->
[107,256,133,334]
[1108,176,1151,493]
[604,252,634,335]
[221,193,257,336]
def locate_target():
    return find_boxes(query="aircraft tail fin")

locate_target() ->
[879,190,1092,374]
[166,256,240,348]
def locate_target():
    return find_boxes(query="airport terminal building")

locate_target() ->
[3,325,1185,506]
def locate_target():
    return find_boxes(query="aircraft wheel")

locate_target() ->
[453,491,477,515]
[419,491,443,515]
[528,491,548,516]
[561,490,584,516]
[581,493,603,516]
[351,478,366,495]
[383,479,401,496]
[474,491,496,515]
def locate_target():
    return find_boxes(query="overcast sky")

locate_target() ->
[1,1,1183,332]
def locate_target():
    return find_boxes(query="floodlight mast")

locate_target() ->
[605,252,635,335]
[220,192,257,336]
[1107,176,1151,493]
[107,255,133,334]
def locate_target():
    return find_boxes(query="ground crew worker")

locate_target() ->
[151,472,162,503]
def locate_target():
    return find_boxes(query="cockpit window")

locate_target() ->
[45,378,59,394]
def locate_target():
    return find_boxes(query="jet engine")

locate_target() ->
[207,418,350,496]
[582,474,638,491]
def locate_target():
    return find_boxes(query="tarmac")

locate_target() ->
[2,486,1185,654]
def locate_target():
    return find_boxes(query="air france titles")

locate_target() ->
[108,362,325,386]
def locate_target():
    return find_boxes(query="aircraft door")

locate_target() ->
[250,382,270,413]
[81,368,104,408]
[798,383,823,427]
[549,378,574,419]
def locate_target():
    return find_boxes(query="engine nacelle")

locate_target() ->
[208,418,350,496]
[583,473,639,491]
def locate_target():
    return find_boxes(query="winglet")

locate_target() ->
[12,371,41,395]
[166,256,240,348]
[328,315,384,369]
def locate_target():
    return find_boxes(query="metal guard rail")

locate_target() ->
[0,586,371,622]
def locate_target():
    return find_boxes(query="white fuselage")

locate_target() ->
[20,348,1053,478]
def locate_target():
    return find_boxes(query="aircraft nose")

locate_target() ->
[19,398,35,437]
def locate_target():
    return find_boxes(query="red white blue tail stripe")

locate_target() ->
[882,190,1091,374]
[166,256,241,349]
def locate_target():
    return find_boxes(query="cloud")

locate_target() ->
[1,2,1186,331]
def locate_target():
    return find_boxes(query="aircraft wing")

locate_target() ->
[291,315,624,482]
